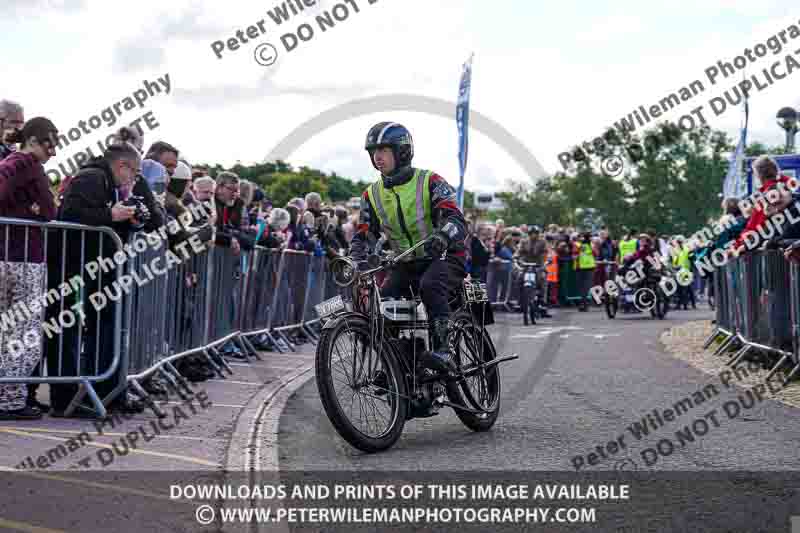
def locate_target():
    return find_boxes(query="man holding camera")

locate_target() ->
[50,143,164,416]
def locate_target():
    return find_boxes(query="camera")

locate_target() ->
[122,195,151,224]
[220,223,257,251]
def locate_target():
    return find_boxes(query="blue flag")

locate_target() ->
[723,95,749,198]
[456,54,474,209]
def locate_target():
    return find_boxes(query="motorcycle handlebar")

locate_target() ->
[359,236,435,278]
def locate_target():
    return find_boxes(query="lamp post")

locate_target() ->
[776,106,798,153]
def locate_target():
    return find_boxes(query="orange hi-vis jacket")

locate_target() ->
[546,250,559,283]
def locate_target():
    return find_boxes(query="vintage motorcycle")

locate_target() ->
[603,260,670,320]
[314,237,518,453]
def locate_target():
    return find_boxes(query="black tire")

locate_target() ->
[604,295,618,319]
[315,316,408,453]
[446,312,501,432]
[527,288,537,325]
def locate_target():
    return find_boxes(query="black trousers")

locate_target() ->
[678,284,696,308]
[576,269,595,308]
[46,270,123,411]
[381,256,466,320]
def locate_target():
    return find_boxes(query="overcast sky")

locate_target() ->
[2,0,799,193]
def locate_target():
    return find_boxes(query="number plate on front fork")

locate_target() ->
[315,295,345,319]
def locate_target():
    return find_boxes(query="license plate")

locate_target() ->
[315,295,345,319]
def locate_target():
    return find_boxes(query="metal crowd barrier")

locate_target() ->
[0,214,346,418]
[557,257,581,305]
[788,261,800,382]
[486,259,514,311]
[704,249,800,386]
[0,217,125,419]
[301,254,327,341]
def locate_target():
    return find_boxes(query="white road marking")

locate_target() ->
[159,401,246,409]
[227,362,305,370]
[208,379,264,386]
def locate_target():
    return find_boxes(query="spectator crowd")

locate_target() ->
[0,98,356,421]
[464,155,800,320]
[0,93,797,424]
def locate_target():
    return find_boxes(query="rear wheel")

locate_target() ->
[315,316,408,453]
[446,312,501,432]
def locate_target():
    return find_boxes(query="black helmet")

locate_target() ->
[528,225,542,235]
[365,122,414,172]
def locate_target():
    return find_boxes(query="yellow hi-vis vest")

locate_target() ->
[366,169,433,259]
[578,243,596,270]
[619,238,637,263]
[674,247,691,271]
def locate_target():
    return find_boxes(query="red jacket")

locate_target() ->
[733,174,791,251]
[0,151,57,262]
[624,241,655,266]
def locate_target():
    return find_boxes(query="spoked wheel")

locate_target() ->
[315,316,408,453]
[604,295,618,319]
[446,312,501,432]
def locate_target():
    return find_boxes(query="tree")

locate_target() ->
[745,142,790,157]
[494,120,734,238]
[265,172,328,207]
[328,173,369,203]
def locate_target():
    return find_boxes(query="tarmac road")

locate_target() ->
[276,308,800,472]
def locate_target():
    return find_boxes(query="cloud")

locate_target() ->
[0,0,86,19]
[109,2,229,75]
[171,75,379,110]
[112,41,166,74]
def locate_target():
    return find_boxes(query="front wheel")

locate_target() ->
[446,312,501,432]
[315,316,408,453]
[523,285,537,325]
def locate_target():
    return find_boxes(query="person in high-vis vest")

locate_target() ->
[672,237,696,310]
[618,231,638,265]
[545,243,559,305]
[575,232,597,311]
[350,122,468,378]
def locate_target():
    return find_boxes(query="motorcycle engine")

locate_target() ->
[412,370,447,417]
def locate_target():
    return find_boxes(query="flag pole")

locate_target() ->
[456,53,474,210]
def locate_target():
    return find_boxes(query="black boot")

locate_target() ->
[422,319,458,378]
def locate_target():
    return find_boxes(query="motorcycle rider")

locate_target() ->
[350,122,468,376]
[619,232,658,312]
[518,225,552,322]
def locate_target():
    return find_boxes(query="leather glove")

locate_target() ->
[425,231,450,258]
